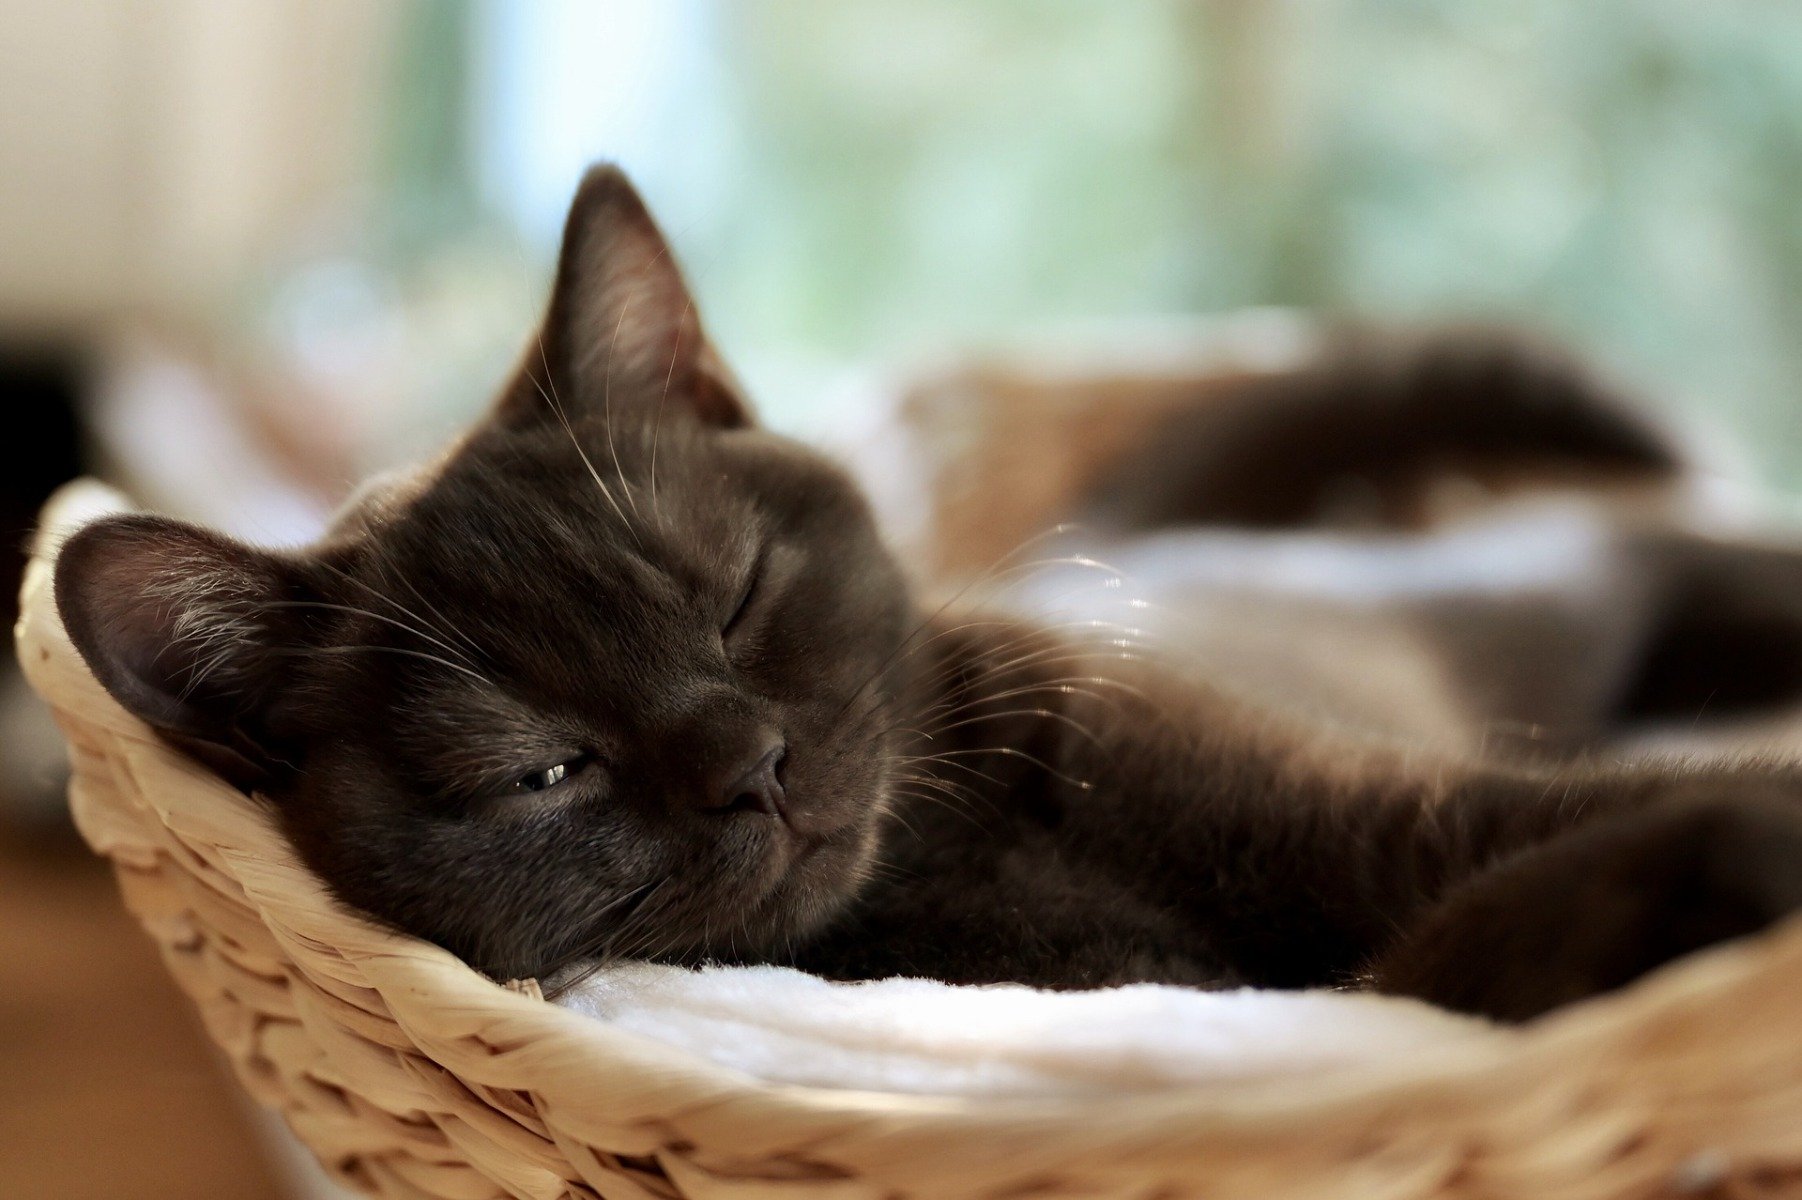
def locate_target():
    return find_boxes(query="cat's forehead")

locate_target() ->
[339,419,758,605]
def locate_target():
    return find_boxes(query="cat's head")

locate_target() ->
[55,166,913,981]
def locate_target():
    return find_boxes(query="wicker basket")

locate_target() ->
[20,481,1802,1200]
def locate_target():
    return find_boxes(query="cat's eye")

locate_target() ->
[507,754,591,796]
[723,552,765,640]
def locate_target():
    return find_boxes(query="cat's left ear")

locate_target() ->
[53,515,315,792]
[508,164,750,429]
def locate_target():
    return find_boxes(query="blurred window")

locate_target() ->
[398,2,1802,484]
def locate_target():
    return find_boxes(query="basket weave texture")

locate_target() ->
[19,482,1802,1200]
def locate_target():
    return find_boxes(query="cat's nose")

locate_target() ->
[707,739,788,820]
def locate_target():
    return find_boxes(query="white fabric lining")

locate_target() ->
[556,962,1495,1098]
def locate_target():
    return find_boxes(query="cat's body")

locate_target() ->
[768,609,1802,1019]
[55,166,1802,1024]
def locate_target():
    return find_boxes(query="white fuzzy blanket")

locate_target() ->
[555,963,1496,1098]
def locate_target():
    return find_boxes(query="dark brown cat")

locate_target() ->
[53,166,1802,1022]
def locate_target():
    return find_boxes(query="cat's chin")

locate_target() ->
[721,815,881,956]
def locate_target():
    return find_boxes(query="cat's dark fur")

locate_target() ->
[54,166,1802,1022]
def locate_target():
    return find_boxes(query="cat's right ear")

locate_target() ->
[499,163,751,431]
[54,515,308,791]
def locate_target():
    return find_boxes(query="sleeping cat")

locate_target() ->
[54,166,1802,1021]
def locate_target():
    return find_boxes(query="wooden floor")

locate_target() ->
[0,815,288,1200]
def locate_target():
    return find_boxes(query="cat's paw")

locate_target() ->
[1370,793,1802,1021]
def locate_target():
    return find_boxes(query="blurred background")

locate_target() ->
[6,2,1802,1197]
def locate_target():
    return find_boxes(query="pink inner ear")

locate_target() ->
[54,516,280,736]
[521,163,757,432]
[691,343,753,430]
[571,245,684,385]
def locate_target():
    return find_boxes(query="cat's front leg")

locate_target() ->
[1365,790,1802,1020]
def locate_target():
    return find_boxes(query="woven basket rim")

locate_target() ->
[23,478,1802,1173]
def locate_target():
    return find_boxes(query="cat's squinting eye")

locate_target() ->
[723,551,765,641]
[508,754,591,796]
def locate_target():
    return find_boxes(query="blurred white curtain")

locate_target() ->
[0,0,401,332]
